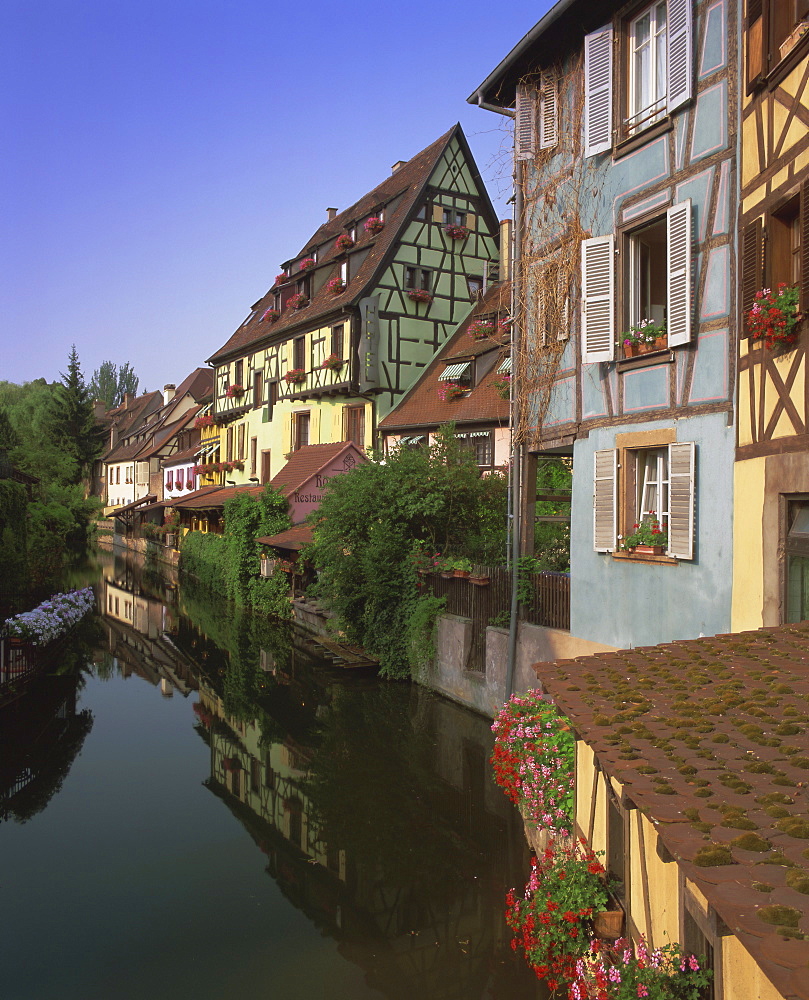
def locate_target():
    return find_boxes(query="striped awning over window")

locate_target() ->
[400,434,425,445]
[458,431,490,439]
[498,356,512,374]
[196,440,219,457]
[438,361,471,382]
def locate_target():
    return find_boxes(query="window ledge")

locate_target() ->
[616,348,675,372]
[612,550,678,565]
[763,30,809,92]
[613,117,673,160]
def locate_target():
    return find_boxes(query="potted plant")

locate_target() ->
[468,318,497,340]
[274,272,289,285]
[444,224,470,240]
[621,319,667,356]
[747,283,801,350]
[490,374,511,399]
[284,368,307,385]
[572,938,712,1000]
[194,414,214,428]
[335,234,354,252]
[326,277,346,295]
[407,288,433,304]
[623,515,668,554]
[364,216,384,234]
[225,384,245,399]
[287,293,308,310]
[451,556,472,578]
[321,353,344,372]
[261,308,280,322]
[438,381,468,401]
[298,257,315,271]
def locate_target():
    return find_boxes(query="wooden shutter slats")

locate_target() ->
[594,449,617,552]
[667,0,693,113]
[584,26,613,157]
[515,84,537,161]
[802,181,809,312]
[539,71,559,150]
[667,200,692,346]
[668,442,695,560]
[582,235,615,362]
[741,219,764,328]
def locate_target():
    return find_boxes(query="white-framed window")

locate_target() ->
[636,448,669,533]
[628,2,668,134]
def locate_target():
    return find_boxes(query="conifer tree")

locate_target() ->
[51,346,106,485]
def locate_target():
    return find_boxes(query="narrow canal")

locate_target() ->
[0,549,543,1000]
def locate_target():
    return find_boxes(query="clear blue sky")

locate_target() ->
[1,0,551,393]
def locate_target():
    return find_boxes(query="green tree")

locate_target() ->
[89,360,140,408]
[306,426,507,677]
[51,346,106,485]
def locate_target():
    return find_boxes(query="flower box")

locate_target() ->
[298,257,315,271]
[780,20,809,61]
[469,575,490,586]
[326,278,346,295]
[438,382,467,402]
[274,272,289,285]
[321,354,344,372]
[287,293,308,310]
[194,414,214,428]
[593,908,624,942]
[468,318,497,340]
[225,384,245,399]
[407,288,433,304]
[444,224,469,240]
[623,336,667,357]
[335,234,354,252]
[284,369,306,385]
[364,217,384,234]
[747,283,801,349]
[631,544,665,555]
[261,308,280,322]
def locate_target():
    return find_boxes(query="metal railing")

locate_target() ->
[0,638,39,692]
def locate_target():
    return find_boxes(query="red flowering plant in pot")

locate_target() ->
[321,353,344,373]
[194,414,214,428]
[287,293,308,310]
[261,308,280,322]
[747,283,801,349]
[225,384,245,399]
[438,382,467,401]
[326,277,346,295]
[505,842,611,992]
[623,515,667,555]
[407,288,433,303]
[469,317,498,340]
[444,224,470,240]
[335,234,354,252]
[570,937,713,1000]
[284,368,306,385]
[364,216,384,234]
[298,257,315,271]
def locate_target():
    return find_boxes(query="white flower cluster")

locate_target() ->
[4,587,95,645]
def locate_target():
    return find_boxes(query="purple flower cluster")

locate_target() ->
[4,588,95,644]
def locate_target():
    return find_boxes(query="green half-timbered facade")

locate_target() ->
[207,125,499,484]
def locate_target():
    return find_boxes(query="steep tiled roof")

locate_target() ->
[538,622,809,1000]
[269,442,358,496]
[101,391,163,461]
[208,125,495,365]
[172,367,212,402]
[171,485,264,509]
[379,282,511,430]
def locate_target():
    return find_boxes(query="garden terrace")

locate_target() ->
[537,620,809,1000]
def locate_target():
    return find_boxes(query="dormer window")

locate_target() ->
[439,360,472,384]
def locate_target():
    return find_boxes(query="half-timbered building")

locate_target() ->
[733,0,809,629]
[471,0,739,650]
[206,125,499,484]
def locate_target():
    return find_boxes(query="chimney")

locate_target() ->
[93,399,107,419]
[123,393,132,409]
[327,207,338,221]
[163,383,176,403]
[391,160,407,174]
[499,219,512,282]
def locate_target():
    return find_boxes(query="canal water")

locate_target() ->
[0,549,543,1000]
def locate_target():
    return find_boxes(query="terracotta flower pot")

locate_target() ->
[634,544,665,555]
[594,909,624,941]
[454,570,470,578]
[469,576,490,586]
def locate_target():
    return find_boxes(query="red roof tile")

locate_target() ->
[170,485,264,509]
[256,524,313,551]
[269,442,361,496]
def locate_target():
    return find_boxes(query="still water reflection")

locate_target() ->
[0,550,541,1000]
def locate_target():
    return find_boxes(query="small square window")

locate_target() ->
[442,207,466,227]
[405,266,433,291]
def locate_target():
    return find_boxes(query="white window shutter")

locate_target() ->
[581,235,615,363]
[668,441,695,559]
[667,0,693,113]
[584,26,613,157]
[594,449,618,552]
[667,199,692,346]
[539,71,559,150]
[515,84,536,161]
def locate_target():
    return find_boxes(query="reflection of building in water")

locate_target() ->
[0,673,92,824]
[101,559,197,698]
[195,680,535,999]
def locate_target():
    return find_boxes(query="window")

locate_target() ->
[116,467,120,484]
[415,202,427,221]
[226,426,233,462]
[682,904,716,1000]
[785,497,809,622]
[584,4,691,157]
[340,260,348,285]
[253,370,263,409]
[293,412,309,451]
[405,266,433,291]
[250,437,258,477]
[456,431,493,469]
[261,450,272,484]
[294,337,306,370]
[177,468,184,490]
[581,200,691,363]
[747,0,809,90]
[237,422,245,460]
[108,468,113,484]
[343,405,365,448]
[331,324,344,358]
[267,380,279,419]
[741,182,809,322]
[443,208,467,227]
[627,2,668,134]
[594,440,695,558]
[467,276,483,300]
[234,359,243,386]
[166,470,174,490]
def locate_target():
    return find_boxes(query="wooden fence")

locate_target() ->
[0,638,40,700]
[420,567,570,672]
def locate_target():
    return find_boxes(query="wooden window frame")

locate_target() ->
[331,324,345,358]
[783,494,809,623]
[342,404,365,449]
[293,336,306,371]
[747,0,809,93]
[252,370,263,409]
[234,359,243,386]
[250,436,258,477]
[404,265,434,292]
[293,411,310,451]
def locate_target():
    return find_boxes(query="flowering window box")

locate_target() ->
[225,384,245,399]
[194,414,214,428]
[364,217,384,234]
[438,382,467,402]
[407,288,433,304]
[321,354,344,372]
[287,293,308,310]
[335,234,354,252]
[747,283,801,349]
[298,258,315,271]
[284,369,307,385]
[444,224,469,240]
[326,278,346,295]
[261,308,280,322]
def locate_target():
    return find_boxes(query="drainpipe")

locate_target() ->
[505,158,524,700]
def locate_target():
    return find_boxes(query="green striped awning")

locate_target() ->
[438,361,471,382]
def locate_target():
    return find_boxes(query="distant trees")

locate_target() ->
[89,360,139,408]
[53,347,107,485]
